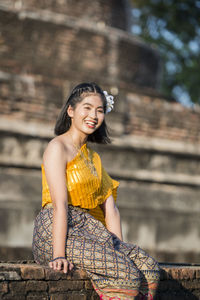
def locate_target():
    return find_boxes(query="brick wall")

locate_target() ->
[125,92,200,143]
[0,262,200,299]
[1,0,128,30]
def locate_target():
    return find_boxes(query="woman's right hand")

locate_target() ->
[49,257,74,274]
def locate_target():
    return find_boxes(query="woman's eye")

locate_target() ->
[84,106,90,110]
[98,110,104,113]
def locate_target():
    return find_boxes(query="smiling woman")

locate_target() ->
[32,82,160,299]
[68,95,105,133]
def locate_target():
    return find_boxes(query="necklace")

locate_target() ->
[70,135,98,177]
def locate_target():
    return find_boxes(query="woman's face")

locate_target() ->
[68,94,105,135]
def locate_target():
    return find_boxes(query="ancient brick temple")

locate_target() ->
[0,0,200,263]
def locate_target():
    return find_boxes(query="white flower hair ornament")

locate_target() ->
[103,91,114,114]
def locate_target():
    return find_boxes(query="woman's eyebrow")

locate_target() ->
[83,102,104,108]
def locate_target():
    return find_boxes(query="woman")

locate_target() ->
[32,82,160,299]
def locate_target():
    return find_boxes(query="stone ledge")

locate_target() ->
[0,262,97,300]
[0,262,200,299]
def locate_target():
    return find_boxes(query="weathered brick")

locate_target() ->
[21,265,45,280]
[169,268,181,280]
[48,280,84,293]
[9,281,26,294]
[45,268,68,280]
[0,281,8,293]
[26,280,47,292]
[26,292,48,300]
[196,269,200,279]
[0,271,21,281]
[45,268,87,281]
[69,269,88,280]
[70,291,88,300]
[158,280,181,292]
[179,268,196,280]
[181,280,200,290]
[50,294,67,300]
[192,289,200,299]
[2,295,26,300]
[50,292,88,300]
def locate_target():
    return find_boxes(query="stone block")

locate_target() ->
[69,269,88,280]
[70,291,88,300]
[0,281,8,293]
[181,280,200,290]
[169,268,181,280]
[192,289,200,299]
[44,268,63,280]
[50,294,67,300]
[21,265,45,280]
[26,292,49,300]
[179,268,196,280]
[0,271,21,280]
[44,267,87,280]
[26,280,48,292]
[158,280,182,292]
[8,281,26,294]
[196,269,200,279]
[2,295,26,300]
[50,293,87,300]
[48,280,84,293]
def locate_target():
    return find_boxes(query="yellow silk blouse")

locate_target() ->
[41,143,119,225]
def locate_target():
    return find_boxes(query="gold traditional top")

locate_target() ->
[41,144,119,225]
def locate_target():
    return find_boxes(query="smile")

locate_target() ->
[85,121,97,128]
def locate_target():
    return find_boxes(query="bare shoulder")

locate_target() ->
[43,135,69,166]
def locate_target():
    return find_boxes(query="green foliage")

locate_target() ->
[131,0,200,105]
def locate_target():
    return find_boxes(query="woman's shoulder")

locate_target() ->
[44,136,66,154]
[43,135,70,165]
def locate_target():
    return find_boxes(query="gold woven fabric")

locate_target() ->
[41,143,119,225]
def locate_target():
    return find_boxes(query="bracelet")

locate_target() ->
[50,256,66,262]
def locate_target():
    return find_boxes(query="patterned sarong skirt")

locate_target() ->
[32,206,160,299]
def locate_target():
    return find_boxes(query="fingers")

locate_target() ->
[57,260,63,270]
[69,262,74,271]
[49,258,73,274]
[49,261,53,268]
[63,260,68,274]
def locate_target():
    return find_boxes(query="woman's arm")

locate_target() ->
[43,139,73,273]
[101,195,123,241]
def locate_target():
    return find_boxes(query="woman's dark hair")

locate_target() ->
[54,82,111,144]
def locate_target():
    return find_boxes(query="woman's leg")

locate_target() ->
[77,212,160,299]
[67,236,142,299]
[111,236,160,299]
[128,246,160,299]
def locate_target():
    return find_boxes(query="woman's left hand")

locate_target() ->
[49,257,74,274]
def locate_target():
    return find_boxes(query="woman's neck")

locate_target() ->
[67,128,88,149]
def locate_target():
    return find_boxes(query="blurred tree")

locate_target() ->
[131,0,200,105]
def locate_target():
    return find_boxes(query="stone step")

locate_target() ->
[1,130,200,185]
